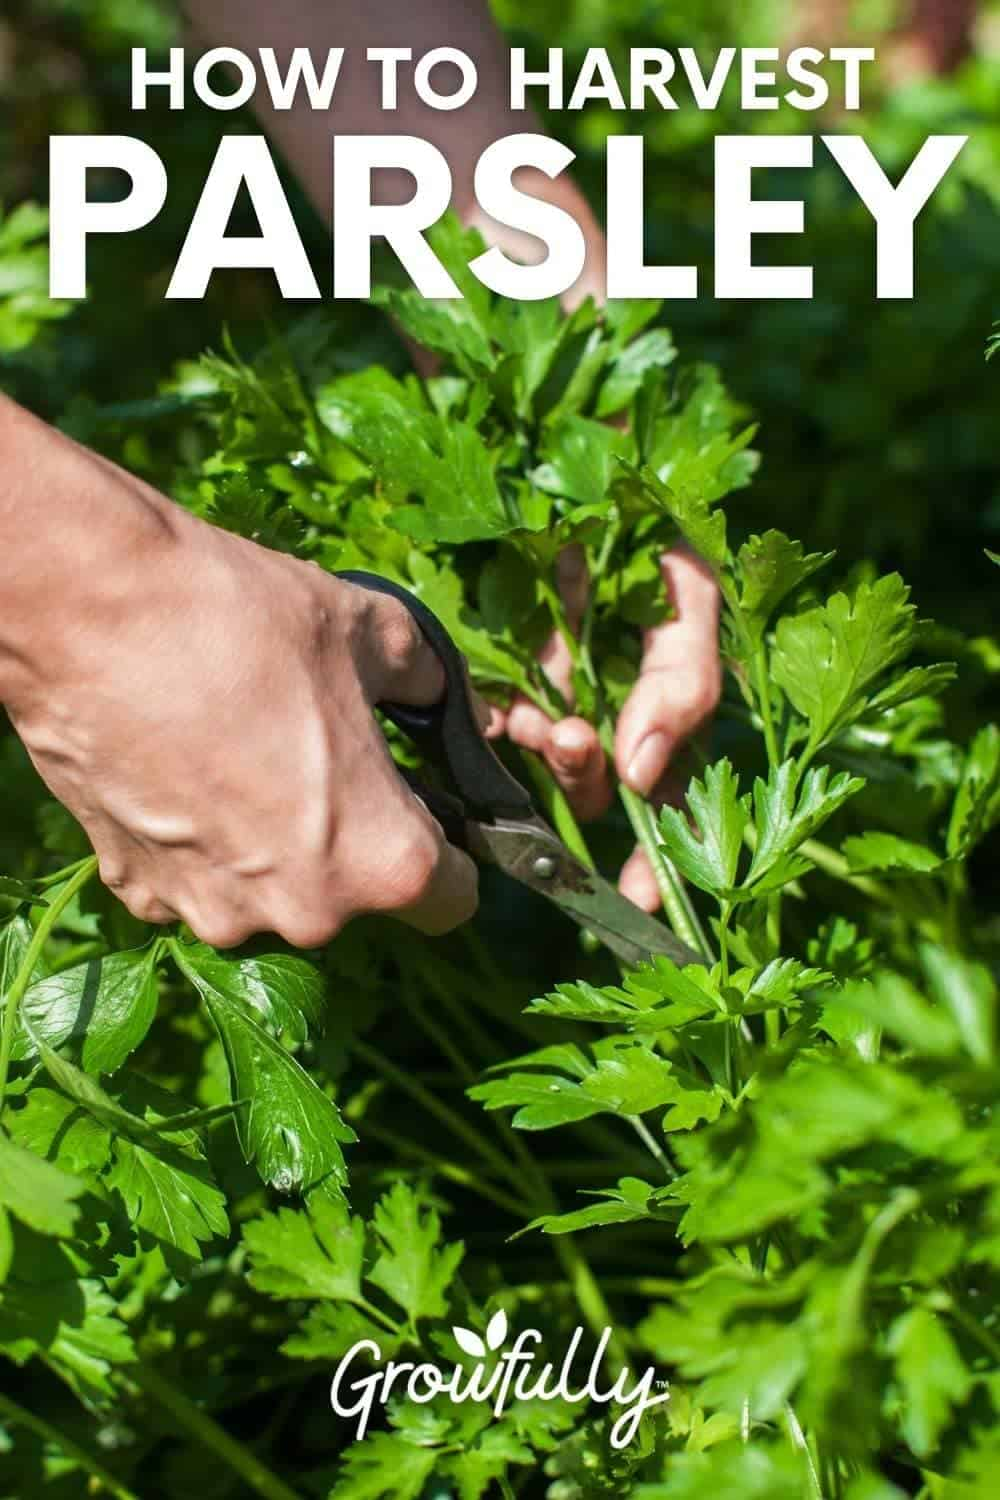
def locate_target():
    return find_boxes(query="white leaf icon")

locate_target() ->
[453,1325,486,1359]
[486,1309,508,1350]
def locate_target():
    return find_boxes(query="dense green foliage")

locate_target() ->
[2,4,1000,1499]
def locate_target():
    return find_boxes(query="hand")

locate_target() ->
[491,545,722,912]
[462,175,722,909]
[0,409,477,948]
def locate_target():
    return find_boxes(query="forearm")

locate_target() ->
[182,0,533,219]
[0,395,179,710]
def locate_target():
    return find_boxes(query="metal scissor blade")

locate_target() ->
[467,815,701,971]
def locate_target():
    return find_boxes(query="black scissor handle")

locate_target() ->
[336,571,533,824]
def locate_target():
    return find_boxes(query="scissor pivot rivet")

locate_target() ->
[533,856,557,881]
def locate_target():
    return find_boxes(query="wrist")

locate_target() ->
[0,400,187,713]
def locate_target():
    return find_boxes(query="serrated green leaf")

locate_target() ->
[319,374,518,543]
[29,1035,159,1137]
[490,295,567,416]
[645,363,758,505]
[390,421,516,543]
[528,959,720,1032]
[283,1302,403,1362]
[370,286,495,377]
[737,531,833,641]
[531,415,626,510]
[26,1034,210,1156]
[532,303,606,423]
[328,1431,437,1500]
[441,1420,535,1500]
[658,760,748,898]
[698,1322,808,1423]
[596,327,676,417]
[170,942,323,1044]
[771,575,920,751]
[245,1199,365,1303]
[736,958,832,1013]
[105,1134,228,1261]
[747,763,864,894]
[172,940,355,1197]
[618,460,728,572]
[367,1181,463,1325]
[369,216,495,379]
[12,1042,230,1262]
[17,947,159,1074]
[470,1038,684,1130]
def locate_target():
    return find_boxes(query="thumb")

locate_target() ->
[343,579,445,707]
[615,549,721,797]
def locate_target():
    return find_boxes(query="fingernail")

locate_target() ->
[553,744,588,773]
[626,732,668,797]
[551,721,592,772]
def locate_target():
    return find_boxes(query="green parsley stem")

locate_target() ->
[521,751,596,868]
[32,856,97,890]
[128,1363,303,1500]
[354,1121,529,1219]
[618,784,712,960]
[350,1038,532,1206]
[628,1114,676,1180]
[0,857,98,1118]
[753,643,781,768]
[0,1391,140,1500]
[784,1401,825,1500]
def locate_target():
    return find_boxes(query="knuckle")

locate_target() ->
[674,668,721,725]
[692,670,722,719]
[120,885,167,925]
[374,827,442,912]
[372,599,423,677]
[98,858,128,892]
[278,911,343,949]
[506,702,548,752]
[190,915,254,951]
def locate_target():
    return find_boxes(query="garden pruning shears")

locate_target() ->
[338,571,699,971]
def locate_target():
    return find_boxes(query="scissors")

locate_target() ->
[338,571,699,971]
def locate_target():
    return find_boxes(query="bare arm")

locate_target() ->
[182,0,608,303]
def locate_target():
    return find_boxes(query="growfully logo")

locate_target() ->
[330,1309,669,1448]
